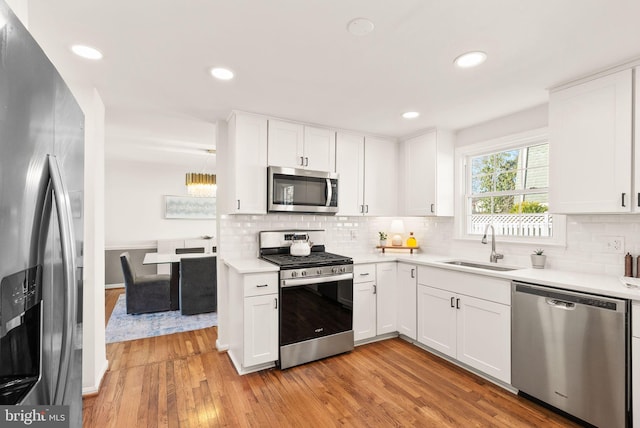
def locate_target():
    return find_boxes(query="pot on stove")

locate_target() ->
[290,234,312,256]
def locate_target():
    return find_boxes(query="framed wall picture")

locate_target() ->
[164,196,216,219]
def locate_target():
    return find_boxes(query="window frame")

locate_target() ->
[454,127,566,246]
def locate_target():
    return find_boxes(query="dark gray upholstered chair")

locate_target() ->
[120,252,171,314]
[179,256,217,315]
[175,247,205,254]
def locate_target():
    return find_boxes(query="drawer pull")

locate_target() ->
[256,284,269,288]
[359,273,370,276]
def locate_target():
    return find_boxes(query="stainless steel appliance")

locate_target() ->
[267,166,338,214]
[512,281,629,427]
[259,230,353,369]
[0,2,84,425]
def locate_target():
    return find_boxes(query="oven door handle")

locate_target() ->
[281,273,353,288]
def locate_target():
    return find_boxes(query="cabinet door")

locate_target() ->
[336,132,365,216]
[417,285,456,358]
[353,281,376,341]
[375,262,397,335]
[304,126,336,172]
[232,114,268,214]
[364,136,398,216]
[267,119,304,168]
[549,69,632,213]
[243,294,279,367]
[401,131,453,216]
[402,132,437,215]
[456,295,511,383]
[396,264,417,340]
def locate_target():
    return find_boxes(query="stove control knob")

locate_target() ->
[317,269,322,275]
[340,267,346,273]
[291,271,298,278]
[332,267,339,274]
[301,271,307,277]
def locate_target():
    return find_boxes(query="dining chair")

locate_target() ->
[120,252,171,314]
[179,256,217,315]
[175,247,205,254]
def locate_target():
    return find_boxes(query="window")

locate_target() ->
[458,129,562,242]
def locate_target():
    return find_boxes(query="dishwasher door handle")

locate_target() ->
[546,298,576,310]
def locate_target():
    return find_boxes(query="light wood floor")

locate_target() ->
[84,289,577,427]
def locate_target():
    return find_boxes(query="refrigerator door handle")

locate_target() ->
[48,155,78,405]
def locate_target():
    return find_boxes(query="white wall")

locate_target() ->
[105,157,216,248]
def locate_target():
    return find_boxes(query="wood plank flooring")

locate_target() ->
[85,289,577,427]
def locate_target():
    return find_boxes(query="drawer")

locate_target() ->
[354,264,376,283]
[243,272,278,297]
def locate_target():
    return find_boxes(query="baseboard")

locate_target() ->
[82,358,109,397]
[216,339,229,352]
[105,283,124,290]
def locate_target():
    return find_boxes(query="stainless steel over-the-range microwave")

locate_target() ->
[268,166,338,214]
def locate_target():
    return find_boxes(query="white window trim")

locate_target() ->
[454,127,567,247]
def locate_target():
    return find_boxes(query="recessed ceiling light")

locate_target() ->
[70,44,103,60]
[454,51,487,68]
[402,111,420,119]
[347,18,375,36]
[210,67,234,80]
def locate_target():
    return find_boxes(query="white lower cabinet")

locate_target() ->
[243,293,279,367]
[228,269,279,373]
[353,263,396,342]
[417,266,511,384]
[397,263,417,340]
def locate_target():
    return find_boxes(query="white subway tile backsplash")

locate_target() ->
[218,212,640,276]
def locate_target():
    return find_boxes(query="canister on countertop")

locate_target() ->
[625,252,633,277]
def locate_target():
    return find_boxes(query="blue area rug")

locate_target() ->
[105,294,217,343]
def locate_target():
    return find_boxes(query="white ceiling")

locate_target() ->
[22,0,640,161]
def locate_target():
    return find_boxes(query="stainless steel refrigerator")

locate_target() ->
[0,1,84,426]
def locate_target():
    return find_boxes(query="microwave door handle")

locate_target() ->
[325,178,332,207]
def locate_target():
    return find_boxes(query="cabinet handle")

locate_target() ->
[365,205,369,213]
[300,156,305,166]
[305,157,309,167]
[256,284,269,288]
[274,298,278,309]
[430,203,435,213]
[237,199,240,210]
[450,297,455,308]
[622,192,627,207]
[411,268,415,279]
[637,193,639,207]
[359,273,370,276]
[373,284,377,295]
[456,298,460,309]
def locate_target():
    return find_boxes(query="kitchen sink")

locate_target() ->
[442,260,521,271]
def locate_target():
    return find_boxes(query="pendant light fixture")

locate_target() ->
[185,173,216,197]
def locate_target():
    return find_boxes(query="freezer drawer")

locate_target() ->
[512,281,629,427]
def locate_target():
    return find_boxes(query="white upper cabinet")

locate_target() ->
[336,133,397,216]
[364,136,398,216]
[549,68,633,213]
[336,132,365,216]
[227,112,268,214]
[267,119,336,172]
[400,130,454,216]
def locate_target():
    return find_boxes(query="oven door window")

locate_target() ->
[280,277,352,346]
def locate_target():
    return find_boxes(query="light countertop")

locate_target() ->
[222,251,640,301]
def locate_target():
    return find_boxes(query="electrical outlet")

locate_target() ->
[604,236,624,254]
[350,230,358,240]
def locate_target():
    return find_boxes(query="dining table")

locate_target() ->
[143,251,217,310]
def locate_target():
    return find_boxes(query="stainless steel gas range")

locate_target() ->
[259,230,354,369]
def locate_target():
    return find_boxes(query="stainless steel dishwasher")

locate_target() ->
[512,281,629,427]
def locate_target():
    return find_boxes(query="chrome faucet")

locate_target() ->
[481,224,503,263]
